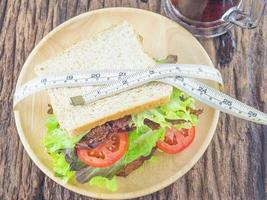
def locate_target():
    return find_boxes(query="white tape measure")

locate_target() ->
[14,64,267,125]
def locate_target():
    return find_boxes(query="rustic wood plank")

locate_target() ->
[0,0,266,200]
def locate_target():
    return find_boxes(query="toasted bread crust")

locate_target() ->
[70,95,170,136]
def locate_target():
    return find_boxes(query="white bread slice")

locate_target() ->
[35,22,173,136]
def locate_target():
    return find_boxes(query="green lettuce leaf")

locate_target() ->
[42,115,86,181]
[123,128,165,164]
[50,152,75,182]
[132,88,198,131]
[45,114,59,132]
[42,115,86,153]
[89,176,117,192]
[154,55,178,64]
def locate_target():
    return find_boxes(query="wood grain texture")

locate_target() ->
[0,0,266,200]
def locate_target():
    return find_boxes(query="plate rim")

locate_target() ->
[13,7,220,199]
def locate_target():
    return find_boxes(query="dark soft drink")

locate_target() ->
[171,0,240,22]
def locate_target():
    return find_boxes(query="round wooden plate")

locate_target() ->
[14,8,220,199]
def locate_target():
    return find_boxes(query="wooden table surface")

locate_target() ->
[0,0,266,200]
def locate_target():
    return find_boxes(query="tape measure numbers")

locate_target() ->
[14,64,267,125]
[14,64,222,106]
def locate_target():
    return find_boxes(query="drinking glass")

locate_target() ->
[164,0,266,37]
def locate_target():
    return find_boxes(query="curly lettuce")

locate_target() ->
[43,115,86,153]
[50,152,75,182]
[132,88,198,130]
[123,127,164,164]
[42,115,86,181]
[89,176,117,192]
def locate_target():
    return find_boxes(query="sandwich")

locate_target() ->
[37,22,202,191]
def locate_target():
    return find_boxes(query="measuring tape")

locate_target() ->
[14,64,267,125]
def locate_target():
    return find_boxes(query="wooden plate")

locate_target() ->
[14,8,220,199]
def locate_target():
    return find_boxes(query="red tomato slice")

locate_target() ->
[156,127,195,154]
[76,132,128,168]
